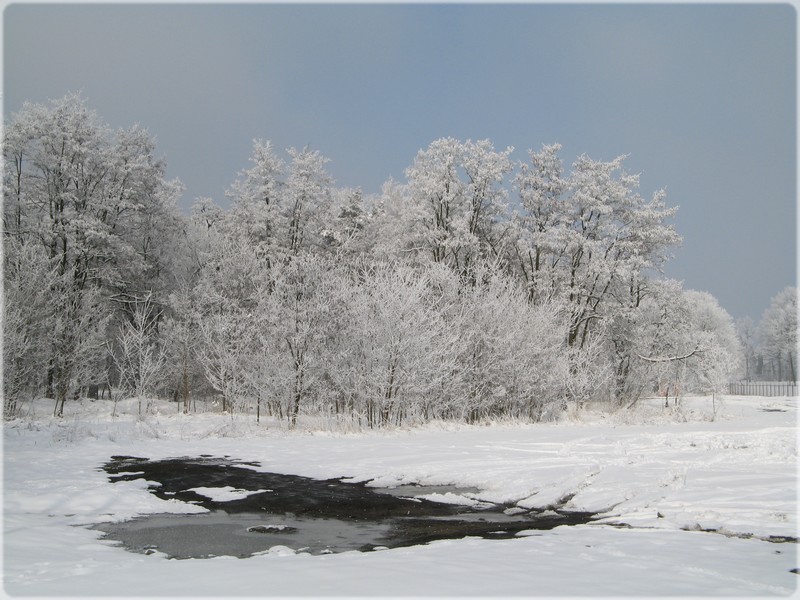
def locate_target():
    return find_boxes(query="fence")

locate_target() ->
[728,381,799,397]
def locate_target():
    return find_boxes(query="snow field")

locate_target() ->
[3,394,797,597]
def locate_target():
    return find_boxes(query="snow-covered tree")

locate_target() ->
[109,294,167,416]
[262,254,338,426]
[320,187,369,255]
[3,93,183,413]
[759,287,797,381]
[367,178,418,262]
[404,138,513,278]
[322,262,463,427]
[511,146,681,351]
[614,281,742,405]
[196,309,255,414]
[2,238,57,414]
[678,290,741,395]
[511,143,569,304]
[283,146,333,256]
[224,139,285,260]
[191,196,225,231]
[161,281,206,414]
[735,316,758,381]
[192,234,264,413]
[564,154,680,348]
[452,264,570,421]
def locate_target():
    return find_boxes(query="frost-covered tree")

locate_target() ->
[511,143,569,304]
[108,125,187,303]
[3,94,183,413]
[404,138,513,278]
[261,254,338,426]
[614,281,741,405]
[3,239,57,414]
[759,287,797,381]
[320,187,370,255]
[161,280,207,414]
[453,264,570,421]
[680,290,742,394]
[367,178,417,262]
[563,154,680,349]
[283,146,333,256]
[192,233,265,413]
[735,316,758,381]
[511,146,681,351]
[348,263,460,426]
[191,196,225,231]
[218,141,334,262]
[224,139,285,260]
[196,310,255,414]
[109,294,167,416]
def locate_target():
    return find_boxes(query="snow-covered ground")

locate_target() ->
[3,395,797,597]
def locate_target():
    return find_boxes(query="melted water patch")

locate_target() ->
[94,456,596,559]
[96,511,393,557]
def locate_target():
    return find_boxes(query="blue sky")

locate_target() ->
[3,3,796,322]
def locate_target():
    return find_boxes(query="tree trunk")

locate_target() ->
[290,362,303,428]
[54,380,68,417]
[381,360,397,426]
[181,356,190,415]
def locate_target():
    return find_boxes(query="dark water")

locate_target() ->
[94,455,596,559]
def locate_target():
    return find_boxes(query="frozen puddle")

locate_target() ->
[94,455,596,559]
[95,511,393,558]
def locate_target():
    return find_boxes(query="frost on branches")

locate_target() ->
[3,94,746,425]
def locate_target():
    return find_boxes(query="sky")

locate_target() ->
[3,3,796,322]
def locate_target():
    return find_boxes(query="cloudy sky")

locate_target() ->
[3,3,796,322]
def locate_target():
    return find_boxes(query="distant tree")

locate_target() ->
[191,196,225,231]
[759,287,797,381]
[735,316,758,381]
[367,178,418,262]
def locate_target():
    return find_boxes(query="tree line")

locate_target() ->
[3,94,747,425]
